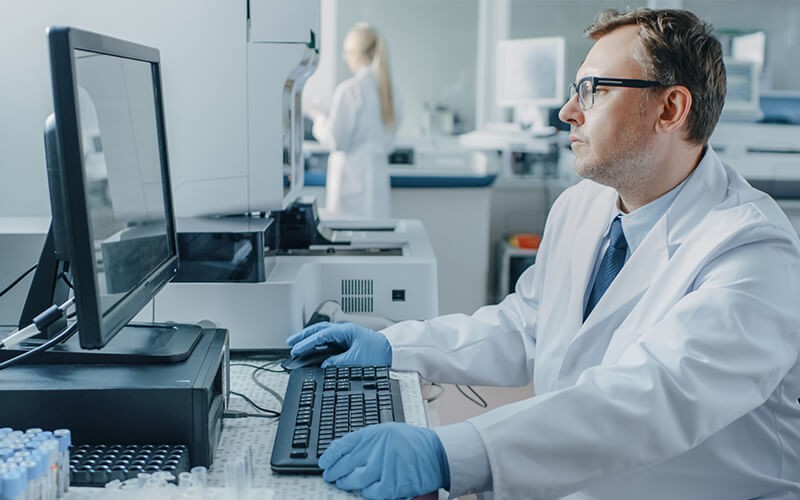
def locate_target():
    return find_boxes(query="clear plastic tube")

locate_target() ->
[21,459,42,500]
[2,466,29,500]
[38,440,58,500]
[52,430,70,497]
[224,456,248,500]
[190,466,207,489]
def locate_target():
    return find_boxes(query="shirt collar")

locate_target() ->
[603,176,690,253]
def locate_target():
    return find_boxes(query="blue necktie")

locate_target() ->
[584,216,628,320]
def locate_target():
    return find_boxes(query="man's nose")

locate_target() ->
[559,93,584,126]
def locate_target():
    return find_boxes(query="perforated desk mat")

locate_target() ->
[207,357,428,498]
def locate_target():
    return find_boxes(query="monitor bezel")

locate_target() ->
[47,26,179,349]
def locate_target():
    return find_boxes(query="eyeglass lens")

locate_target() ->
[569,80,595,110]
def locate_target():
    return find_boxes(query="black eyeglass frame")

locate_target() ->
[569,76,666,110]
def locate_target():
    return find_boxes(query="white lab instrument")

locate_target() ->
[141,217,438,350]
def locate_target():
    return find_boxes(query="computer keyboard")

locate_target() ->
[270,365,405,474]
[69,443,190,486]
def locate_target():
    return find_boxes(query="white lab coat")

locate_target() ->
[313,68,396,219]
[383,147,800,499]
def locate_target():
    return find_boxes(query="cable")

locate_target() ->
[230,361,285,406]
[0,321,79,371]
[230,361,286,374]
[229,391,280,418]
[60,272,74,289]
[456,384,488,408]
[1,297,76,350]
[251,360,286,406]
[0,324,38,350]
[222,410,275,419]
[0,264,37,299]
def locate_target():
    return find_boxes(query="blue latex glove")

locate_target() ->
[319,422,450,499]
[286,321,392,368]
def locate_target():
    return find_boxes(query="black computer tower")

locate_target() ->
[0,327,229,467]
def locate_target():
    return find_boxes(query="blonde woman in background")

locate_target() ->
[309,22,398,219]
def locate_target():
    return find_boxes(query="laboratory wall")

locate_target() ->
[335,0,480,138]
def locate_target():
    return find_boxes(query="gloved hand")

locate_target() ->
[319,422,450,500]
[286,321,392,368]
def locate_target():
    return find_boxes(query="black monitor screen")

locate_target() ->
[47,27,178,349]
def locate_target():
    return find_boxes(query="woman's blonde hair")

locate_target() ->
[345,22,396,129]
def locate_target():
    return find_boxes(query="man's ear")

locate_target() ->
[655,85,692,134]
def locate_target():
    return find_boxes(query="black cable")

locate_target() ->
[250,361,285,406]
[222,410,275,419]
[229,390,280,418]
[0,264,37,299]
[0,321,79,371]
[229,361,286,374]
[230,361,285,407]
[455,384,488,408]
[60,272,74,289]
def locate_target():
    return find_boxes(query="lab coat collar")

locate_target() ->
[557,146,729,385]
[664,145,728,251]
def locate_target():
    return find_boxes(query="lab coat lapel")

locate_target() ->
[602,147,730,363]
[557,147,728,385]
[565,188,618,337]
[556,218,670,386]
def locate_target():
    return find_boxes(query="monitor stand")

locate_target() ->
[0,322,202,365]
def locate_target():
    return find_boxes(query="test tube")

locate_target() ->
[224,456,247,500]
[52,430,70,496]
[39,440,58,500]
[190,466,207,489]
[1,467,28,500]
[177,472,193,489]
[21,460,42,500]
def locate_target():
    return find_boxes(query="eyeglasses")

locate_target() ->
[568,76,666,111]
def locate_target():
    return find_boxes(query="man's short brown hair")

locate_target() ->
[586,8,726,146]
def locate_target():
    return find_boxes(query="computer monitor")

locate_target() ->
[14,26,200,362]
[495,36,565,132]
[720,58,763,122]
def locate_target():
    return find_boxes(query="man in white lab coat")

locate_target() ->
[288,8,800,500]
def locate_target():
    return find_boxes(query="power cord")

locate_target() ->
[230,361,286,407]
[222,410,275,419]
[0,321,79,371]
[230,390,280,418]
[456,385,488,408]
[0,297,75,350]
[0,264,37,299]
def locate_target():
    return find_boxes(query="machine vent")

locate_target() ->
[341,279,374,313]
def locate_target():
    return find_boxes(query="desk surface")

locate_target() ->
[207,357,430,498]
